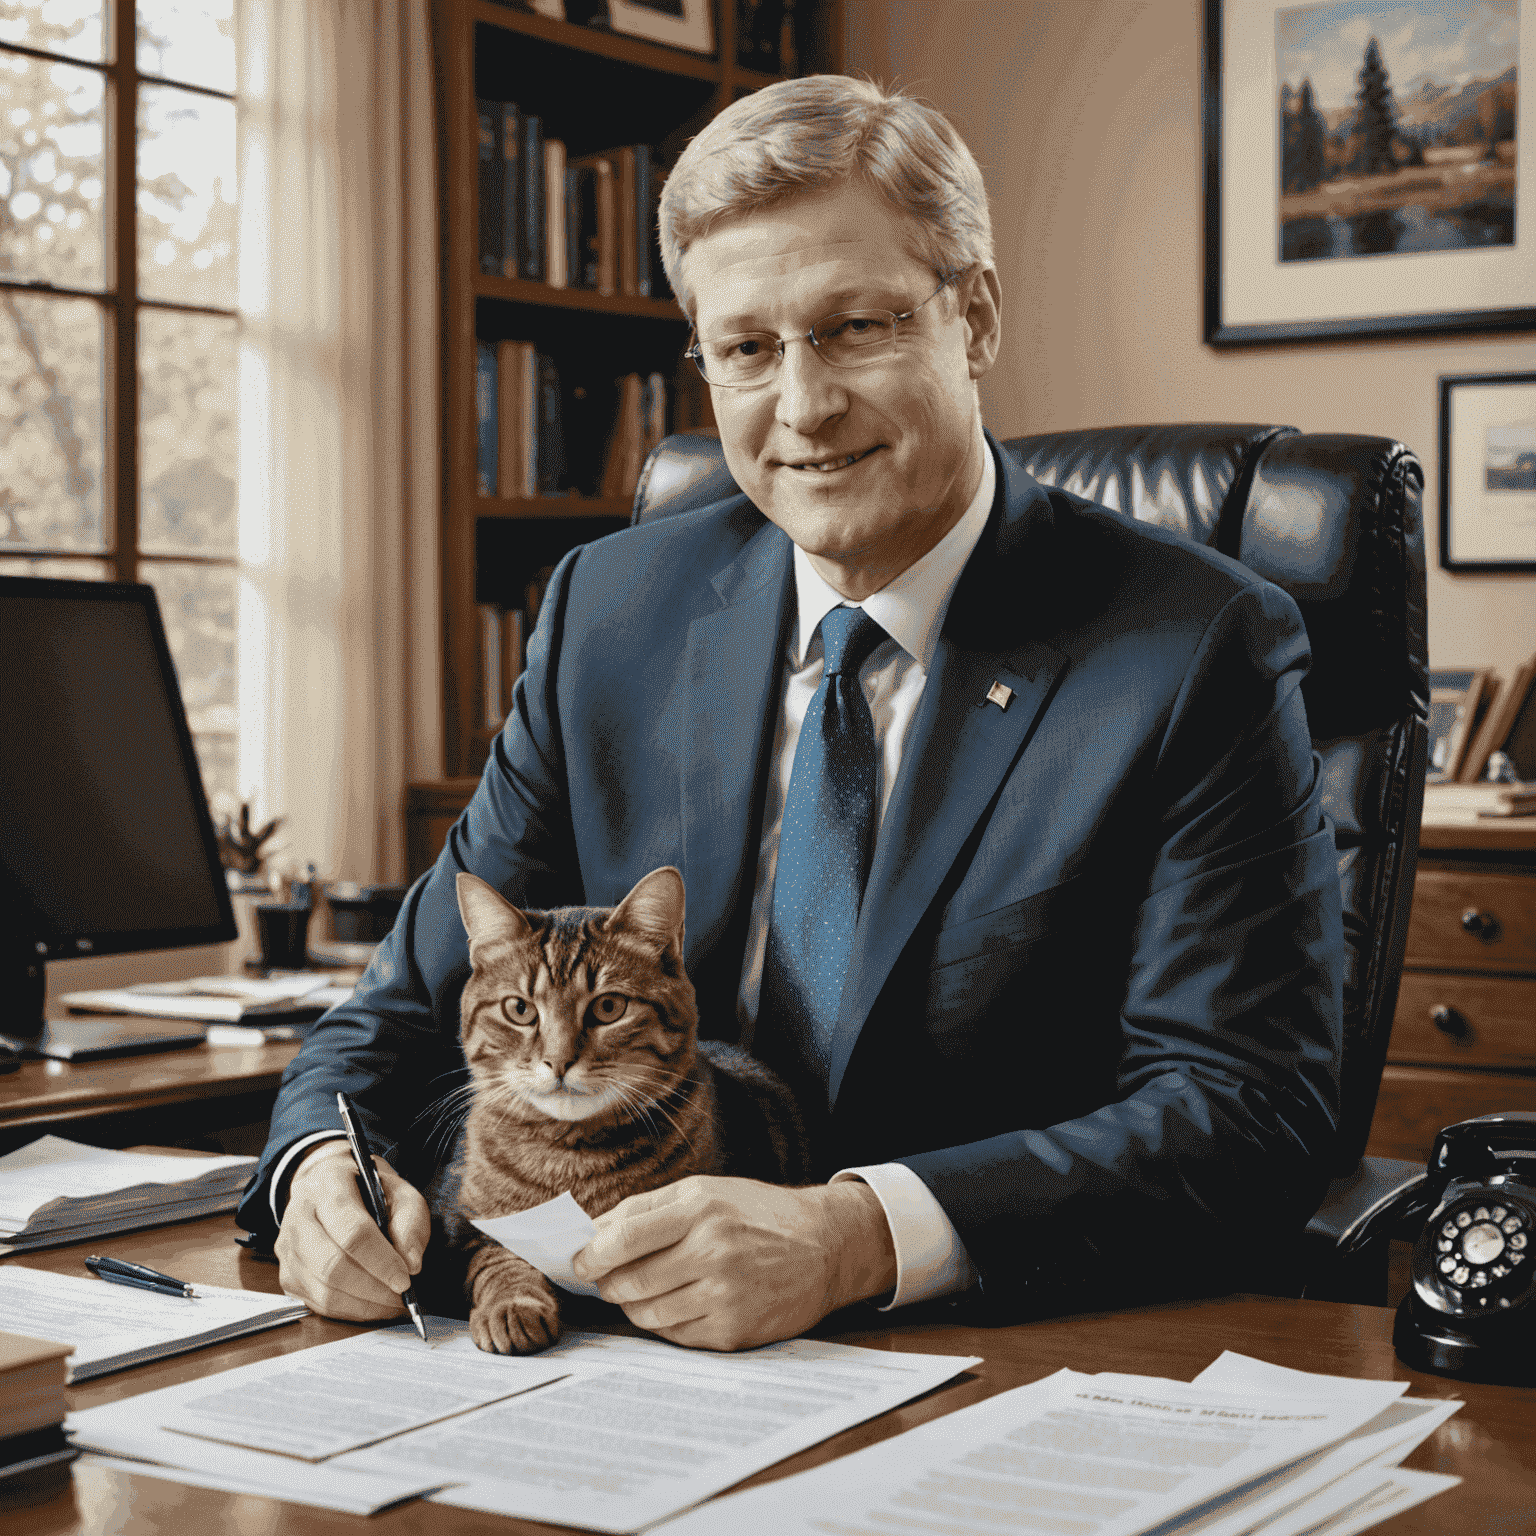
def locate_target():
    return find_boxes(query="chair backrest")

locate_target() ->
[631,425,1429,1175]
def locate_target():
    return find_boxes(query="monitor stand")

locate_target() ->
[0,956,206,1063]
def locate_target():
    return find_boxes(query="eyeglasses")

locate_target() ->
[685,269,967,389]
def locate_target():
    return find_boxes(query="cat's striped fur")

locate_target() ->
[435,867,811,1354]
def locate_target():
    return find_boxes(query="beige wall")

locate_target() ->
[845,0,1536,683]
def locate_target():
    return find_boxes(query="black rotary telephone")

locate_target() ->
[1379,1112,1536,1385]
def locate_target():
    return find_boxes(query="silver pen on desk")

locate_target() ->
[85,1254,199,1299]
[336,1091,429,1341]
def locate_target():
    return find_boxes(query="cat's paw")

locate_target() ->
[470,1269,562,1354]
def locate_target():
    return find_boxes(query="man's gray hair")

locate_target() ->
[659,74,993,320]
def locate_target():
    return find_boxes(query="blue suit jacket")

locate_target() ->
[240,434,1345,1313]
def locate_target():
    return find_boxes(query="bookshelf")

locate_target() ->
[434,0,845,783]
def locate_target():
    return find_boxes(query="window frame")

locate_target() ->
[0,1,238,587]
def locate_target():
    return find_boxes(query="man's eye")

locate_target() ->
[590,994,628,1024]
[502,997,536,1027]
[730,336,768,359]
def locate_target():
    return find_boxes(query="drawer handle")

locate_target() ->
[1430,1004,1474,1045]
[1459,907,1501,942]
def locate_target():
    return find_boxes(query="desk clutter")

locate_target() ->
[0,1330,76,1500]
[0,1136,255,1254]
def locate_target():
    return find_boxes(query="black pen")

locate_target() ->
[336,1091,428,1341]
[85,1254,198,1299]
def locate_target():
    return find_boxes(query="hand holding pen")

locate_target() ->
[336,1091,429,1341]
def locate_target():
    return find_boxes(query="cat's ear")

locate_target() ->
[606,866,685,953]
[456,872,532,951]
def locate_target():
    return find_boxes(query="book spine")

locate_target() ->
[522,114,545,281]
[594,157,615,296]
[497,340,523,500]
[476,98,502,276]
[544,140,567,288]
[537,353,566,495]
[502,608,525,711]
[479,604,504,730]
[566,166,585,290]
[475,342,498,496]
[519,343,538,496]
[634,144,652,297]
[601,372,644,500]
[500,102,522,281]
[617,146,637,297]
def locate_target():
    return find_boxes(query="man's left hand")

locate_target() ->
[571,1176,897,1351]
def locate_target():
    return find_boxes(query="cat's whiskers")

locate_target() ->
[411,1079,481,1156]
[605,1074,697,1154]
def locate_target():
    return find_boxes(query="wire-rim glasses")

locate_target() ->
[685,268,969,389]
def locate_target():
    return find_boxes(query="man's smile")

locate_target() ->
[780,446,881,473]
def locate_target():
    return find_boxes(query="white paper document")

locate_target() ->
[471,1189,602,1296]
[0,1264,306,1381]
[652,1362,1459,1536]
[153,1322,571,1458]
[333,1328,983,1532]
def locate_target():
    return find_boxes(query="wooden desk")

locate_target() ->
[0,1041,300,1156]
[2,1216,1531,1535]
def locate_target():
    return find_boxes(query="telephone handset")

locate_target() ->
[1387,1111,1536,1384]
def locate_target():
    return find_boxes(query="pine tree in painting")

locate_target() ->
[1281,77,1327,192]
[1355,38,1398,175]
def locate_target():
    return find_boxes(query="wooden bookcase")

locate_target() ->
[434,0,845,783]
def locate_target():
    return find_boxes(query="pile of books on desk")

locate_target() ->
[0,1330,75,1498]
[0,1137,256,1254]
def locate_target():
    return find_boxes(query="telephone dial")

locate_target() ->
[1372,1112,1536,1385]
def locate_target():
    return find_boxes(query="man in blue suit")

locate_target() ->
[240,75,1343,1350]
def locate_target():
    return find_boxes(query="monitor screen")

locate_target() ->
[0,576,236,960]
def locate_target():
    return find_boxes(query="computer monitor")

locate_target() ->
[0,576,237,1057]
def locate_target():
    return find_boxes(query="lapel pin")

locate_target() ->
[985,681,1013,711]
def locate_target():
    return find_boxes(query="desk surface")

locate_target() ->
[2,1216,1531,1536]
[0,1040,300,1143]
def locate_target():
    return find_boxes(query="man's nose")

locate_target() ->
[774,336,847,435]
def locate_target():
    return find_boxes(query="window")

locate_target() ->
[1,0,238,806]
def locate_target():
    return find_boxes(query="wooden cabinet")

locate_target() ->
[1365,824,1536,1164]
[434,0,843,782]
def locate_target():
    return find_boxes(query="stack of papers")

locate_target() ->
[654,1351,1463,1536]
[0,1267,305,1381]
[67,1321,981,1523]
[1422,781,1536,822]
[0,1136,256,1253]
[60,972,353,1024]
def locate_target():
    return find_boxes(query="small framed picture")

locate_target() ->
[605,0,715,55]
[1204,1,1534,346]
[1427,667,1495,782]
[1459,653,1536,781]
[1439,372,1536,571]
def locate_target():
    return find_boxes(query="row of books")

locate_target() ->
[476,340,671,501]
[477,98,656,299]
[480,565,556,730]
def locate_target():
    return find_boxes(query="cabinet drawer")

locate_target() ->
[1365,1065,1536,1165]
[1390,971,1536,1070]
[1404,868,1536,972]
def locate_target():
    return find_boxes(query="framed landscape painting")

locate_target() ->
[1439,371,1536,570]
[1204,0,1534,344]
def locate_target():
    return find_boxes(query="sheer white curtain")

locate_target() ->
[236,0,441,885]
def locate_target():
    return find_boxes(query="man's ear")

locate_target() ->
[606,866,685,954]
[456,872,532,953]
[961,264,1003,381]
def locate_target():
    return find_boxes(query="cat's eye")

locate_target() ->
[501,997,536,1027]
[590,994,628,1024]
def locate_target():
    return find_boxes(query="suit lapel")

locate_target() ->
[680,511,795,993]
[827,442,1071,1103]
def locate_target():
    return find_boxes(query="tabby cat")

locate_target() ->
[434,867,811,1355]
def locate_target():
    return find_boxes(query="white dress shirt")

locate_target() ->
[737,424,993,1308]
[277,427,994,1311]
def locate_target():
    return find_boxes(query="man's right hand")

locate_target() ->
[275,1139,431,1320]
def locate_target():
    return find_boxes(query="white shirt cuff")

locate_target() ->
[269,1131,349,1223]
[831,1162,978,1310]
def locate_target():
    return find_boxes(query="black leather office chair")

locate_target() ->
[631,424,1430,1301]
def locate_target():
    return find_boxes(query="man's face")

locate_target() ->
[681,179,1000,599]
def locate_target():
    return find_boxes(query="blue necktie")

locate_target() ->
[760,606,887,1089]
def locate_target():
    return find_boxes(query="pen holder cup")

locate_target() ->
[255,902,312,970]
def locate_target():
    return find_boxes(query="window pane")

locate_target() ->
[137,0,235,94]
[138,82,235,307]
[0,554,107,577]
[0,1,105,63]
[0,50,106,290]
[141,558,236,807]
[140,308,236,555]
[0,291,105,552]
